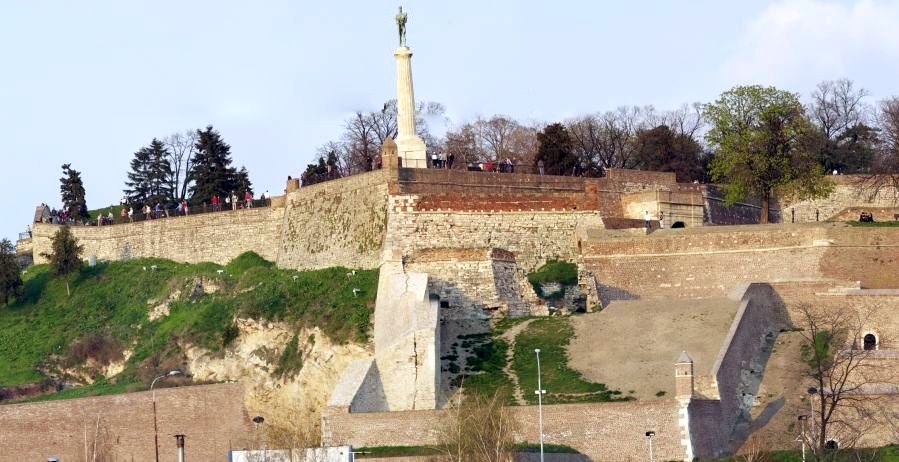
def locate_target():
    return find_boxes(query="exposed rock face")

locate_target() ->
[184,318,370,428]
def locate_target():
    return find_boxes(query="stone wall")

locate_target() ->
[702,185,783,225]
[583,225,834,302]
[31,207,284,265]
[277,170,389,270]
[779,175,898,222]
[387,198,602,273]
[0,383,251,462]
[322,400,687,462]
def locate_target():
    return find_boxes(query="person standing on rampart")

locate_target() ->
[644,210,652,230]
[537,159,545,176]
[212,194,220,212]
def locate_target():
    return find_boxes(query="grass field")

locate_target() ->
[0,252,377,399]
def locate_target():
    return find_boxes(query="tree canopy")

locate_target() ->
[59,163,89,221]
[633,125,706,182]
[704,85,833,223]
[42,226,83,297]
[536,123,578,175]
[187,126,239,205]
[0,239,22,306]
[124,138,174,207]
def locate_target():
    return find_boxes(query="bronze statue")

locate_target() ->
[396,6,407,47]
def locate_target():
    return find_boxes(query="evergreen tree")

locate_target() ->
[41,226,83,297]
[59,164,89,221]
[0,239,22,306]
[124,144,151,206]
[187,126,238,205]
[235,166,253,198]
[124,139,173,207]
[536,123,577,175]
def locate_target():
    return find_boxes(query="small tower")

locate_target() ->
[675,351,694,401]
[380,137,400,170]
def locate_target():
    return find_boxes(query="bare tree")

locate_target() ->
[810,79,871,141]
[480,115,520,161]
[664,103,705,139]
[435,390,518,462]
[796,303,889,460]
[163,130,199,202]
[856,97,899,202]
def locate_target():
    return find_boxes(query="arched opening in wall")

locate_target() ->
[440,300,450,309]
[825,439,839,450]
[671,221,686,228]
[864,333,877,351]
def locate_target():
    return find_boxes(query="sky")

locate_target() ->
[2,0,899,243]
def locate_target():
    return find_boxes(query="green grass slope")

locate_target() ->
[0,252,377,399]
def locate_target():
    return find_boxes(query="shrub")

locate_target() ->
[527,260,578,299]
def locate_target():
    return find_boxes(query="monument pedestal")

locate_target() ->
[394,46,428,168]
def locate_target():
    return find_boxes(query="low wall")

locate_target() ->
[31,207,284,265]
[323,400,686,462]
[0,383,251,462]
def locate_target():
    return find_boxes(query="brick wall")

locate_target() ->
[323,400,686,462]
[277,170,389,270]
[0,383,252,462]
[31,207,284,265]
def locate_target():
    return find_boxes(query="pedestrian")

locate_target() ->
[537,159,545,176]
[447,152,455,169]
[107,210,114,225]
[485,159,494,172]
[120,207,127,222]
[644,210,652,230]
[659,211,665,229]
[431,152,438,168]
[181,199,188,216]
[244,191,252,208]
[128,206,134,223]
[26,224,32,238]
[212,194,220,212]
[230,191,238,210]
[375,154,382,170]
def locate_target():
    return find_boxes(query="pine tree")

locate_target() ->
[59,164,89,221]
[126,139,175,207]
[536,123,577,175]
[235,166,253,198]
[41,226,83,297]
[187,126,238,205]
[0,239,22,306]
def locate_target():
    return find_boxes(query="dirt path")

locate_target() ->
[498,319,535,405]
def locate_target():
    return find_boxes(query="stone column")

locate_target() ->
[394,46,427,168]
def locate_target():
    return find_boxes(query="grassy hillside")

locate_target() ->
[0,252,377,398]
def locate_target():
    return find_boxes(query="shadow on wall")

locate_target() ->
[690,283,791,459]
[595,283,640,307]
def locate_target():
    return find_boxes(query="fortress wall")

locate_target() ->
[779,175,898,222]
[387,196,603,272]
[323,400,685,462]
[31,207,284,265]
[702,185,782,225]
[0,383,251,462]
[583,226,833,301]
[277,170,390,270]
[819,228,899,289]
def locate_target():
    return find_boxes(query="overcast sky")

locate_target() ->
[2,0,899,243]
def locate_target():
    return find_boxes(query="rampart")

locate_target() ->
[322,400,687,462]
[583,224,899,302]
[0,383,252,462]
[31,207,284,265]
[779,175,898,222]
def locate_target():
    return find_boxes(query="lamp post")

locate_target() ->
[151,370,183,462]
[645,431,655,462]
[534,349,547,462]
[253,415,266,461]
[798,415,809,462]
[807,386,818,451]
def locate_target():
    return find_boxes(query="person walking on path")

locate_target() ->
[244,191,252,209]
[659,211,665,229]
[537,159,545,176]
[644,210,652,230]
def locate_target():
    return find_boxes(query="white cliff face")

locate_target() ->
[184,318,371,428]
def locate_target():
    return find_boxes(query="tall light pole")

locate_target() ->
[807,386,818,451]
[534,348,547,462]
[798,415,809,462]
[151,370,183,462]
[645,431,655,462]
[252,415,266,461]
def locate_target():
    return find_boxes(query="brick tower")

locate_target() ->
[675,351,694,401]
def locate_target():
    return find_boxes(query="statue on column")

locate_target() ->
[396,6,408,47]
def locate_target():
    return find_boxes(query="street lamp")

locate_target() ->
[534,348,547,462]
[252,415,267,461]
[807,386,818,449]
[645,431,655,462]
[151,370,184,462]
[797,415,810,462]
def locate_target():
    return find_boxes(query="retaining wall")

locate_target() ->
[322,400,686,462]
[0,383,251,462]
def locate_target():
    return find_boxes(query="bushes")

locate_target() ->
[527,260,577,299]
